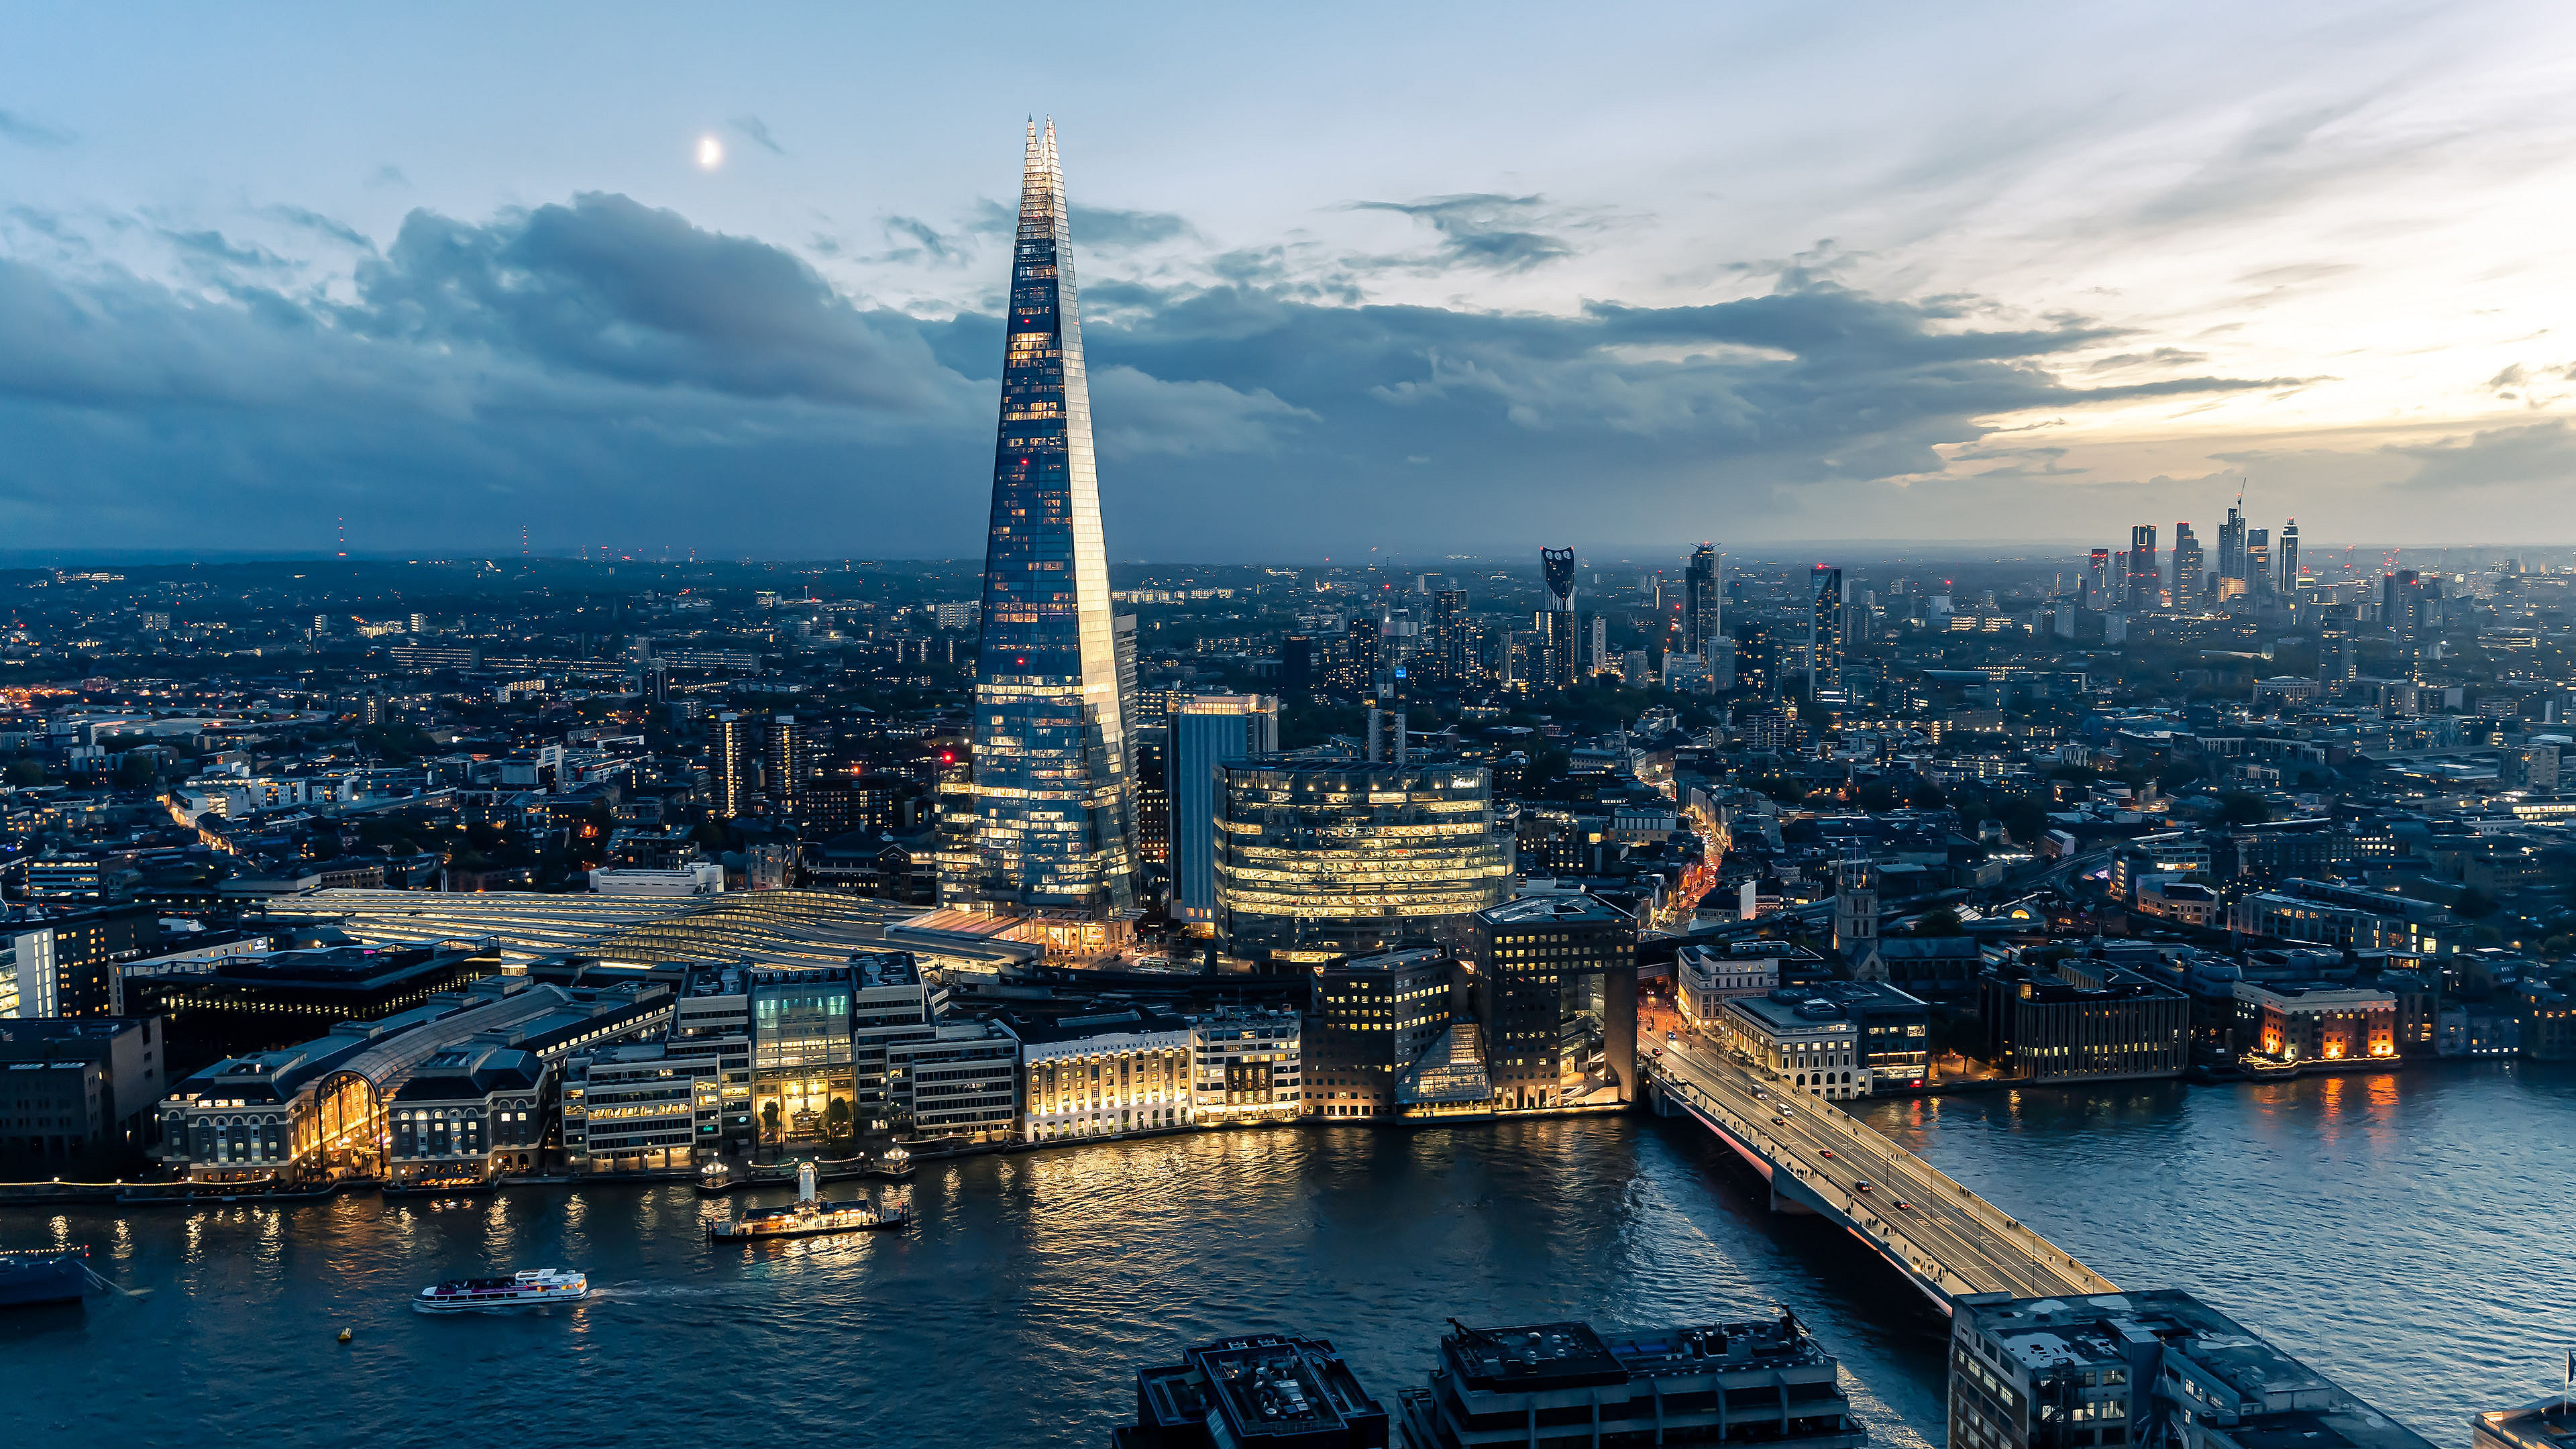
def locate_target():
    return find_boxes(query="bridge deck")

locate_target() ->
[1648,1036,2115,1305]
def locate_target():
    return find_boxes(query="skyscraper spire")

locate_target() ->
[955,120,1136,916]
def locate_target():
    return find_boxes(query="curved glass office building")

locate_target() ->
[1214,756,1512,966]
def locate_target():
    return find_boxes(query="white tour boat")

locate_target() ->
[413,1267,589,1313]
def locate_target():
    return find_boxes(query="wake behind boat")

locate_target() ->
[413,1267,588,1313]
[710,1161,910,1242]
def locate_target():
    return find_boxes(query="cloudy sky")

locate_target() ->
[5,2,2575,560]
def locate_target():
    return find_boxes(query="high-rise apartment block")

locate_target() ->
[964,121,1137,916]
[1685,544,1722,656]
[1533,547,1578,690]
[1807,565,1844,696]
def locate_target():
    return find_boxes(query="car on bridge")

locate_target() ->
[1854,1180,1872,1192]
[1818,1149,1835,1160]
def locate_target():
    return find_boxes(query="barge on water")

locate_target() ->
[710,1161,910,1242]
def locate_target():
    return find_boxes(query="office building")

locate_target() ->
[1977,959,2188,1082]
[888,1016,1018,1140]
[2246,527,2271,599]
[1685,543,1723,656]
[1803,979,1932,1090]
[1307,945,1454,1120]
[1017,1006,1193,1142]
[1118,1334,1389,1449]
[2172,521,2204,602]
[712,711,753,819]
[563,1040,724,1174]
[2278,517,2300,596]
[1401,1316,1866,1449]
[1171,694,1279,926]
[2125,525,2159,607]
[127,940,496,1076]
[1949,1289,2432,1449]
[745,963,857,1145]
[0,1016,163,1166]
[2086,548,2114,609]
[1129,724,1170,868]
[1214,755,1511,967]
[1716,988,1868,1099]
[1468,894,1638,1112]
[2218,501,2248,586]
[967,120,1138,917]
[1190,1008,1302,1124]
[1676,940,1816,1025]
[1808,564,1845,694]
[1279,633,1318,696]
[1587,613,1610,676]
[1534,546,1578,690]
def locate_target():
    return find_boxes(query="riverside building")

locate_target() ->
[1017,1007,1193,1143]
[1467,894,1639,1112]
[1949,1289,2431,1449]
[1188,1009,1302,1125]
[1307,945,1453,1120]
[1718,989,1869,1100]
[1977,960,2190,1083]
[562,1041,722,1174]
[1214,754,1511,967]
[887,1016,1019,1140]
[1117,1334,1390,1449]
[386,1043,545,1182]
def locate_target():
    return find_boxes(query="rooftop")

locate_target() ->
[1479,893,1635,928]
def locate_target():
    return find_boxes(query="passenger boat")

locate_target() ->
[0,1245,92,1309]
[863,1143,916,1181]
[411,1267,588,1313]
[696,1158,741,1195]
[710,1161,909,1242]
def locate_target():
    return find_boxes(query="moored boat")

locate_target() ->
[710,1161,910,1242]
[413,1267,588,1313]
[0,1245,92,1309]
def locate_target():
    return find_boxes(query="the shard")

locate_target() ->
[963,120,1136,915]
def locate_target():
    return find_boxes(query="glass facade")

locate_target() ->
[1214,757,1511,964]
[969,119,1136,915]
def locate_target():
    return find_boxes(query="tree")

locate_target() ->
[2216,792,2270,826]
[759,1101,782,1142]
[824,1097,853,1140]
[1911,908,1964,936]
[2455,888,2500,920]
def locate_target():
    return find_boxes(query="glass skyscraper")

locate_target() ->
[965,121,1137,915]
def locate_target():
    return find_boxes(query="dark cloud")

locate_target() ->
[878,214,966,265]
[2383,420,2576,491]
[264,205,372,250]
[1070,205,1198,250]
[347,192,961,411]
[731,115,785,155]
[0,108,74,147]
[165,229,290,270]
[1346,193,1580,272]
[0,189,2303,557]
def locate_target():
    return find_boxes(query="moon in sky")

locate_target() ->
[696,134,723,169]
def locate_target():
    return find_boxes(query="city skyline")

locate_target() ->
[5,6,2576,557]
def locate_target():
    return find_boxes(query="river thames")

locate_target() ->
[4,1061,2566,1446]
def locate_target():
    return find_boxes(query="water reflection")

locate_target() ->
[8,1071,2566,1446]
